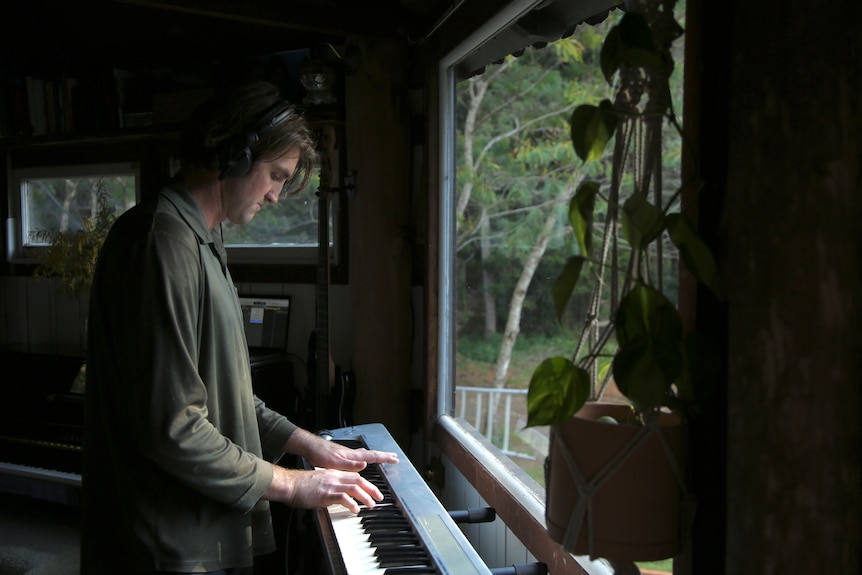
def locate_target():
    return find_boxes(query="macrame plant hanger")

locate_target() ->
[556,0,696,560]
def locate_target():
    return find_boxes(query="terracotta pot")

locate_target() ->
[545,401,687,561]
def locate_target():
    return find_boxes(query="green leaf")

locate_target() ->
[621,192,666,250]
[612,339,675,411]
[615,283,682,351]
[551,256,587,323]
[617,12,662,69]
[666,213,723,299]
[569,181,599,256]
[612,283,683,410]
[600,24,622,83]
[600,12,662,83]
[570,100,617,162]
[527,357,590,427]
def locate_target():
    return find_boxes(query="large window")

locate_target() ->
[437,1,685,572]
[440,0,685,484]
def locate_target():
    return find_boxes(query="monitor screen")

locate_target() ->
[237,296,291,352]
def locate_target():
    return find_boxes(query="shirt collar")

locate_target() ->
[160,184,229,275]
[160,183,216,245]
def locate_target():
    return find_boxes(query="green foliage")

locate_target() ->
[527,357,590,426]
[33,182,116,296]
[613,282,683,412]
[599,12,663,83]
[552,256,587,323]
[528,2,720,428]
[666,213,722,297]
[454,21,619,340]
[458,332,505,364]
[621,191,666,250]
[569,181,599,254]
[570,100,617,162]
[222,183,318,245]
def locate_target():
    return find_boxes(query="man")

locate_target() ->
[81,81,397,574]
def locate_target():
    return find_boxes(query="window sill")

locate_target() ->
[435,414,592,575]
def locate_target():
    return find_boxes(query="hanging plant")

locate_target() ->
[527,3,722,428]
[32,180,117,296]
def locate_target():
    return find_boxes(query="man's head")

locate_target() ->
[178,81,318,199]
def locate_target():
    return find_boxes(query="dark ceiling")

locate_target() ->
[2,0,620,107]
[3,0,621,74]
[2,0,455,74]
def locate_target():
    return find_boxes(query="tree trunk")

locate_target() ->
[491,186,571,393]
[480,210,497,338]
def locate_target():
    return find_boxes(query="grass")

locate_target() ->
[636,559,674,572]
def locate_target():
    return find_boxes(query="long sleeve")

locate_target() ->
[82,186,292,573]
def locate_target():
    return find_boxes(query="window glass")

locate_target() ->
[17,164,138,251]
[444,5,685,488]
[221,170,342,266]
[222,171,321,248]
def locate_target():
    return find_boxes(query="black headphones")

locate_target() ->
[218,101,295,180]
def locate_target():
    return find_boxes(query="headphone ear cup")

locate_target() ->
[222,145,253,179]
[218,101,291,179]
[219,137,254,179]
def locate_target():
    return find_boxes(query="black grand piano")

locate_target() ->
[0,350,85,503]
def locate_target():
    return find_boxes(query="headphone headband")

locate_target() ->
[219,101,295,180]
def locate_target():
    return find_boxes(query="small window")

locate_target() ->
[9,163,139,262]
[222,171,341,266]
[223,120,346,267]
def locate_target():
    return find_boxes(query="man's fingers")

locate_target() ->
[283,468,389,514]
[355,448,399,465]
[336,475,381,510]
[357,476,383,502]
[337,493,361,514]
[325,471,384,513]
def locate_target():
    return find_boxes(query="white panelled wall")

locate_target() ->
[0,276,89,356]
[438,453,536,571]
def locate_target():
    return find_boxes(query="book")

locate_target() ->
[26,76,48,136]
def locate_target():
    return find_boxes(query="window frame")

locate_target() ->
[7,161,140,264]
[431,1,625,573]
[224,184,349,284]
[224,117,350,280]
[224,182,344,267]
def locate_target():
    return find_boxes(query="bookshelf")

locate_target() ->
[0,50,317,142]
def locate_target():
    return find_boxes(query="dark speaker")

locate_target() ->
[218,102,294,179]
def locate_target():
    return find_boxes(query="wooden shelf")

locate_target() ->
[0,127,183,151]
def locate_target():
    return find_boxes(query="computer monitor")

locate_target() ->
[237,295,291,355]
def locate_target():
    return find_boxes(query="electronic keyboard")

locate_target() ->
[308,423,494,575]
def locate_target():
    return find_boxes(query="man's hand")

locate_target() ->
[284,428,399,472]
[263,466,383,514]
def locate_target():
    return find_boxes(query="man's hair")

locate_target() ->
[178,81,318,197]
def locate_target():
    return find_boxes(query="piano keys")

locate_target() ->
[0,351,85,503]
[0,460,81,487]
[308,423,494,575]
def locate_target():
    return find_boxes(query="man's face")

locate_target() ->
[223,151,300,225]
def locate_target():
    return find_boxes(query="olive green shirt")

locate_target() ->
[82,184,297,574]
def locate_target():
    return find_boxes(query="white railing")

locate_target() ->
[455,386,541,460]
